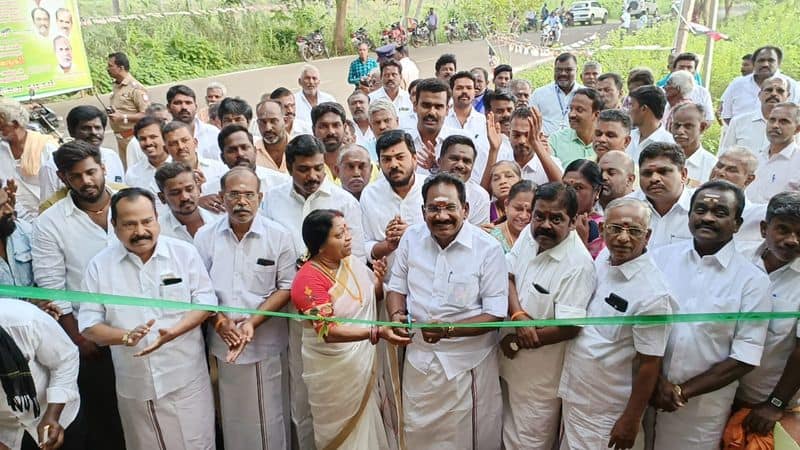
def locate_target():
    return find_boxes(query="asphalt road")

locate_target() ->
[45,21,619,148]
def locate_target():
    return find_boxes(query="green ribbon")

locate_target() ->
[0,284,794,329]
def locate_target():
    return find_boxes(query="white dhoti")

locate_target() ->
[403,349,502,450]
[652,403,730,450]
[500,344,564,450]
[217,352,288,450]
[116,373,215,450]
[288,310,317,450]
[560,401,644,450]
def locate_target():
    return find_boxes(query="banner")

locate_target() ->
[0,0,93,100]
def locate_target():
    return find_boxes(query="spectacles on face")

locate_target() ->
[605,224,646,238]
[224,191,258,201]
[424,203,459,215]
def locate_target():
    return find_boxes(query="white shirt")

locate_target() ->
[403,125,479,182]
[519,150,564,186]
[465,179,490,225]
[195,214,296,365]
[399,57,420,88]
[387,222,508,379]
[294,90,337,125]
[39,146,126,203]
[354,124,375,148]
[719,110,767,155]
[0,299,79,449]
[734,201,766,255]
[721,72,800,120]
[559,252,675,413]
[195,117,222,161]
[444,108,492,181]
[625,125,675,163]
[0,139,57,221]
[689,85,716,122]
[530,81,583,136]
[653,240,769,417]
[204,165,290,196]
[79,237,217,401]
[125,156,170,194]
[359,175,425,268]
[157,205,218,243]
[369,88,414,117]
[737,245,800,405]
[289,119,313,140]
[747,141,800,204]
[196,156,229,195]
[684,146,717,187]
[126,137,144,169]
[629,187,694,249]
[32,189,117,314]
[262,180,366,261]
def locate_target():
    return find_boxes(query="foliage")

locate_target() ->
[518,0,799,151]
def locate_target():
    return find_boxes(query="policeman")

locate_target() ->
[107,51,149,166]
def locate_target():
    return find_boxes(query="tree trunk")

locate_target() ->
[334,0,348,54]
[111,0,121,14]
[724,0,733,19]
[413,0,423,19]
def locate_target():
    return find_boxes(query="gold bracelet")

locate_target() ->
[121,331,130,346]
[510,311,528,321]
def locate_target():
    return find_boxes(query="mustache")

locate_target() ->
[233,207,250,214]
[131,234,152,243]
[534,228,556,239]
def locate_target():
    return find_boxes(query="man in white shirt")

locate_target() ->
[626,85,675,162]
[386,172,507,450]
[530,52,583,136]
[725,192,800,443]
[596,73,625,110]
[670,103,717,187]
[294,65,336,125]
[31,140,124,450]
[438,135,490,225]
[80,188,217,450]
[364,99,400,161]
[195,167,295,450]
[335,144,373,200]
[721,46,800,122]
[651,181,770,450]
[166,84,221,160]
[394,44,419,89]
[125,115,170,194]
[125,102,173,169]
[369,60,414,118]
[38,106,126,204]
[270,87,313,140]
[444,71,491,182]
[261,134,365,450]
[155,162,217,243]
[630,142,694,248]
[214,125,290,194]
[162,120,228,214]
[663,53,715,121]
[509,107,563,186]
[347,91,374,148]
[592,109,632,162]
[559,198,675,449]
[501,182,596,450]
[720,76,790,155]
[747,102,800,204]
[0,299,79,450]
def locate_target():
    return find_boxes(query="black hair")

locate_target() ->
[435,54,457,73]
[507,179,536,202]
[422,172,467,206]
[597,109,632,132]
[440,135,477,159]
[555,52,577,65]
[470,67,489,81]
[269,87,292,99]
[218,97,253,123]
[766,192,800,223]
[53,140,102,173]
[66,105,107,137]
[166,85,196,104]
[415,77,452,104]
[154,162,194,192]
[310,102,346,130]
[217,124,253,151]
[302,209,345,257]
[408,79,422,95]
[483,89,517,111]
[638,142,685,169]
[286,135,326,169]
[107,52,130,71]
[493,64,513,78]
[752,46,783,64]
[598,72,624,91]
[742,54,753,61]
[375,130,415,158]
[671,52,700,70]
[534,182,578,219]
[629,85,667,119]
[627,68,654,87]
[449,71,476,90]
[220,166,260,192]
[564,159,603,191]
[691,180,746,220]
[31,7,49,19]
[161,120,192,139]
[573,88,604,112]
[111,187,156,223]
[510,105,535,121]
[133,115,163,139]
[380,59,403,75]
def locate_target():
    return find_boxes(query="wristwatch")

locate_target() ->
[768,394,786,409]
[123,114,129,125]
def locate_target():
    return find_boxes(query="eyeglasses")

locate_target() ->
[424,204,459,215]
[224,191,258,201]
[605,224,646,238]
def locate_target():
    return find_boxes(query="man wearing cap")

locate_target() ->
[376,44,397,64]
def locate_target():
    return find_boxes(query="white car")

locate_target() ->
[569,1,609,25]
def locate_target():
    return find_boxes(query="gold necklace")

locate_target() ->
[84,197,110,215]
[311,260,364,303]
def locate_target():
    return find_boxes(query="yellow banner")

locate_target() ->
[0,0,92,100]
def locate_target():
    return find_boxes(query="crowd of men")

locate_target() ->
[0,40,799,450]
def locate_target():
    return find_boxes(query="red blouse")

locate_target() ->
[291,261,336,333]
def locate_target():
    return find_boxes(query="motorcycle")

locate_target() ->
[297,29,329,62]
[524,14,539,32]
[381,22,407,46]
[26,103,64,143]
[408,19,431,47]
[464,20,483,40]
[445,17,461,43]
[540,24,558,46]
[351,26,374,50]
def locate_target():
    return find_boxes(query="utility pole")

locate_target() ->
[701,0,719,88]
[673,0,696,53]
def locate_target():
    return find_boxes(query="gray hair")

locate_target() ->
[336,144,371,165]
[0,97,29,127]
[667,70,694,96]
[772,102,800,123]
[206,81,227,96]
[509,79,532,91]
[604,197,652,228]
[719,146,759,174]
[583,61,602,72]
[300,64,320,78]
[367,99,398,119]
[760,75,791,96]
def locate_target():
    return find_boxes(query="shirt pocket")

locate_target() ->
[698,296,738,340]
[444,273,479,309]
[12,250,33,286]
[767,295,797,338]
[523,284,554,319]
[248,264,277,294]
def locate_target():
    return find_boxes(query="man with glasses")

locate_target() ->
[531,53,583,136]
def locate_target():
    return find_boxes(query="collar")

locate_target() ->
[64,186,116,217]
[219,213,264,238]
[290,179,333,202]
[550,81,581,97]
[538,229,582,262]
[690,239,736,269]
[685,145,707,165]
[113,237,170,264]
[771,141,798,159]
[609,251,650,280]
[429,221,474,250]
[117,74,133,86]
[676,186,694,212]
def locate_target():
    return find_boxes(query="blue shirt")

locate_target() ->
[347,58,379,86]
[0,220,34,287]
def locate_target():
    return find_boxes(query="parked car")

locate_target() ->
[569,1,608,25]
[625,0,658,18]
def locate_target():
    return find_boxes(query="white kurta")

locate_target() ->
[625,126,675,164]
[501,229,595,450]
[628,187,694,249]
[719,110,767,155]
[747,142,800,205]
[651,240,770,450]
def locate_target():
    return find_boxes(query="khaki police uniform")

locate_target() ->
[110,73,149,163]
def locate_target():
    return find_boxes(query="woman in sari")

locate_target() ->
[290,209,410,450]
[488,180,535,253]
[562,159,606,258]
[488,161,522,223]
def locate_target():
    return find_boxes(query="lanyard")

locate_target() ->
[555,84,570,121]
